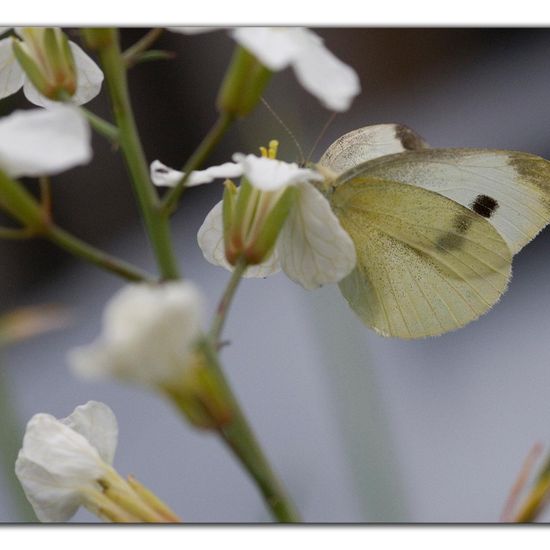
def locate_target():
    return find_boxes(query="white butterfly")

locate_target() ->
[319,124,550,338]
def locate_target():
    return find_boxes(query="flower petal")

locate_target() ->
[150,159,243,188]
[197,199,281,277]
[0,37,25,100]
[230,27,301,71]
[233,153,322,192]
[291,30,360,112]
[0,106,91,178]
[277,181,356,289]
[69,41,104,105]
[60,401,118,466]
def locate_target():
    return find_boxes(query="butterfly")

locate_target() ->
[317,124,550,339]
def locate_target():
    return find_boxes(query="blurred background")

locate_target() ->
[1,27,550,523]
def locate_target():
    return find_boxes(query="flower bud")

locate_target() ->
[81,28,115,50]
[12,28,77,101]
[216,46,272,117]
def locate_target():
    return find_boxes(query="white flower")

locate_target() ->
[151,155,357,290]
[69,281,203,386]
[0,27,103,107]
[170,27,360,112]
[0,106,92,178]
[15,401,118,522]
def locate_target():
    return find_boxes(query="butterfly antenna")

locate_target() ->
[305,112,337,164]
[260,97,305,165]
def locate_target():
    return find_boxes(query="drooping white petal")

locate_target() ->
[233,153,323,192]
[277,181,356,289]
[15,458,83,522]
[60,401,118,466]
[150,159,243,188]
[197,200,281,278]
[0,106,91,178]
[69,282,204,386]
[0,37,25,100]
[16,407,111,522]
[291,30,361,112]
[167,27,221,35]
[22,41,104,108]
[230,27,301,71]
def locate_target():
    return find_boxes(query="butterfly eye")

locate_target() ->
[470,194,499,218]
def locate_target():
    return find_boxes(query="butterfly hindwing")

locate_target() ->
[331,176,513,338]
[345,148,550,255]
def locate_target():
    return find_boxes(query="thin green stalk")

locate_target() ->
[198,341,300,523]
[45,225,155,282]
[0,169,153,282]
[209,258,247,343]
[160,112,234,216]
[123,28,164,68]
[80,107,120,143]
[97,29,180,280]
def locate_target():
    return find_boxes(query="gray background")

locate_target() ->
[1,28,550,522]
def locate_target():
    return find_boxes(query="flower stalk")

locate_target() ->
[160,111,234,216]
[94,28,180,279]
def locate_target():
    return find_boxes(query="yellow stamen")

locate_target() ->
[268,140,279,159]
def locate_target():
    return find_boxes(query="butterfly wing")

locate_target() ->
[345,148,550,255]
[331,176,512,338]
[319,124,428,175]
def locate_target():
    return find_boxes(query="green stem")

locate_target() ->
[123,28,164,68]
[209,258,247,343]
[80,107,120,143]
[45,225,155,282]
[0,169,153,282]
[0,355,36,521]
[198,341,300,523]
[97,29,180,280]
[160,112,234,216]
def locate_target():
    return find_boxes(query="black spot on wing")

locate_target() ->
[394,125,428,151]
[470,194,499,218]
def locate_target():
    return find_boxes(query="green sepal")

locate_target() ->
[246,186,297,264]
[12,39,50,97]
[163,349,233,430]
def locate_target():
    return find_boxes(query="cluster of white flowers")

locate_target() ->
[5,26,361,522]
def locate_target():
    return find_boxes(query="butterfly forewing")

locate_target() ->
[319,124,428,176]
[346,149,550,255]
[331,177,512,339]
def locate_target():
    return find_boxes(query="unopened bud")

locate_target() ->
[81,28,114,50]
[217,46,272,117]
